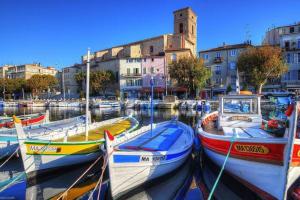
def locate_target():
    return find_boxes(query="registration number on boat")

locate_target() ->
[228,116,252,122]
[29,145,60,153]
[234,144,269,154]
[140,155,166,162]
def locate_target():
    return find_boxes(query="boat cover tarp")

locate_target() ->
[277,97,291,105]
[119,124,183,151]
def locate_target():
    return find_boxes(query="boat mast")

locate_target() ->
[62,68,65,101]
[150,76,154,135]
[85,48,91,141]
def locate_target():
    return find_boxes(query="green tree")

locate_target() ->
[226,85,232,94]
[0,78,26,99]
[75,71,116,96]
[168,57,211,97]
[74,71,86,93]
[27,74,58,96]
[90,70,115,95]
[237,46,288,93]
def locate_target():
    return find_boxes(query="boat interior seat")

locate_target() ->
[119,124,183,151]
[222,126,275,138]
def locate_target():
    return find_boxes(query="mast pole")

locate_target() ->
[85,48,91,141]
[62,69,65,100]
[150,76,154,135]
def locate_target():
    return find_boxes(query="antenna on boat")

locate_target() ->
[150,75,154,136]
[85,48,91,141]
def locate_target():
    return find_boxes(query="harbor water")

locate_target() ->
[0,106,264,200]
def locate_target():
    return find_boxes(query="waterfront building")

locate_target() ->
[199,42,252,97]
[119,58,142,99]
[141,56,166,99]
[263,23,300,92]
[62,64,83,98]
[2,63,58,80]
[76,7,197,98]
[0,65,11,79]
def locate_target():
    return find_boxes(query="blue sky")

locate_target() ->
[0,0,299,69]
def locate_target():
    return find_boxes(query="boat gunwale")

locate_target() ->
[21,116,139,145]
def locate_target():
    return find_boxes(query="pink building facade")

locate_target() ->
[141,56,166,98]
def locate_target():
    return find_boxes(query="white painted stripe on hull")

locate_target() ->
[110,150,190,198]
[24,152,102,174]
[205,148,285,199]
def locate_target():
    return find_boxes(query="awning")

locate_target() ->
[141,87,165,93]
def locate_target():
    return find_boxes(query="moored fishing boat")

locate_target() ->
[105,120,193,199]
[0,113,46,129]
[197,94,300,199]
[158,95,179,109]
[0,115,84,158]
[14,115,139,177]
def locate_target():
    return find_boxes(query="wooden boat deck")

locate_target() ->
[54,119,132,142]
[203,120,277,139]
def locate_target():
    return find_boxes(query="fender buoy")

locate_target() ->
[268,119,279,129]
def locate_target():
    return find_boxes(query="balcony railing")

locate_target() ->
[213,57,223,64]
[121,73,142,77]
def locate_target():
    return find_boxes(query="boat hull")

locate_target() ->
[110,149,191,199]
[26,151,102,178]
[200,135,286,199]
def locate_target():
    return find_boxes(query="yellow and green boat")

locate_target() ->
[14,116,139,177]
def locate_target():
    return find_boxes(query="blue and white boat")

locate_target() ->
[105,120,194,199]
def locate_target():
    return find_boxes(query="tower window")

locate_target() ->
[150,46,154,53]
[180,13,182,17]
[192,25,194,35]
[179,23,183,33]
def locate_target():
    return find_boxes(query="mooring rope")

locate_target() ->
[88,151,113,200]
[57,154,103,200]
[0,146,20,169]
[0,140,52,193]
[208,134,236,200]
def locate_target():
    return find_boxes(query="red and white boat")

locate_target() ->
[0,113,46,129]
[197,94,300,199]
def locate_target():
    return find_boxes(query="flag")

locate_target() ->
[104,130,114,141]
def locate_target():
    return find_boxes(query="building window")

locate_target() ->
[298,70,300,80]
[216,52,221,58]
[144,58,146,62]
[203,54,209,60]
[230,62,236,70]
[115,72,119,82]
[298,53,300,63]
[127,68,130,75]
[134,68,139,75]
[285,41,290,50]
[150,46,154,53]
[179,23,183,33]
[230,50,237,57]
[287,53,291,63]
[151,58,154,62]
[150,67,154,74]
[298,39,300,49]
[192,25,194,35]
[215,66,221,75]
[290,27,295,33]
[143,68,146,74]
[171,53,177,61]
